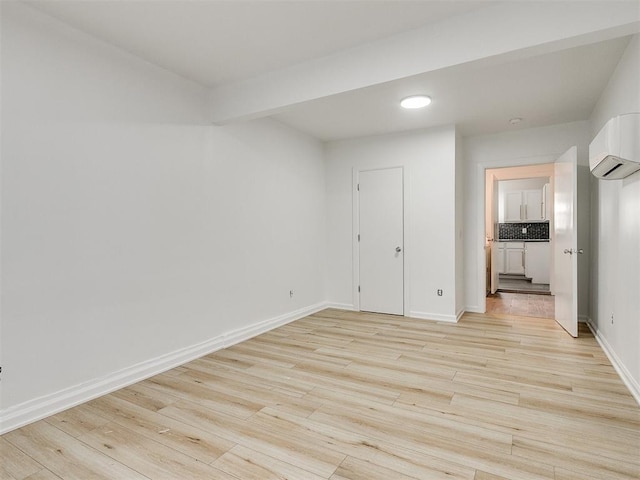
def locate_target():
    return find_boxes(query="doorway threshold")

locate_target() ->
[498,274,550,294]
[497,288,551,295]
[487,291,554,318]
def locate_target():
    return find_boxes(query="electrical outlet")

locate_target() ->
[522,227,527,234]
[437,289,443,296]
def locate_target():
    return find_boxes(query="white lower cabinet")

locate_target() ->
[497,245,505,273]
[525,242,551,284]
[505,242,525,274]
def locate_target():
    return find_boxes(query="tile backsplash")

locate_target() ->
[499,222,549,240]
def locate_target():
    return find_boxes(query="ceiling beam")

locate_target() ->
[207,1,639,125]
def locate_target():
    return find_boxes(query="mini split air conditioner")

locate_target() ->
[589,113,640,180]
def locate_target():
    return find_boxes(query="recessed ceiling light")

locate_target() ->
[509,117,523,125]
[401,95,432,109]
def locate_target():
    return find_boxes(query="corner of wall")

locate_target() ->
[586,319,640,405]
[0,302,328,435]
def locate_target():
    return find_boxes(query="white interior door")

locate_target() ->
[554,146,578,337]
[359,167,404,315]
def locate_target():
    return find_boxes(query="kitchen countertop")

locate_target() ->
[497,239,550,242]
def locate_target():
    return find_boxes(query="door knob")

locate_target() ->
[396,246,402,253]
[577,249,584,254]
[563,249,573,255]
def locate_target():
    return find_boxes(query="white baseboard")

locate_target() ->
[408,310,459,323]
[0,302,327,435]
[324,302,357,311]
[223,302,327,346]
[464,306,485,314]
[324,305,463,323]
[586,318,640,406]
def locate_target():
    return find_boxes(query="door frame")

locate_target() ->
[476,157,556,313]
[488,172,499,294]
[352,166,410,315]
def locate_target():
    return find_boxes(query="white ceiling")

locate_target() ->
[274,37,631,140]
[23,1,638,141]
[26,0,493,87]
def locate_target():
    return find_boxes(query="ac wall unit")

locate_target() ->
[589,113,640,180]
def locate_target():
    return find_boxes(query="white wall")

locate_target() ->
[463,121,592,314]
[588,34,640,397]
[325,126,459,321]
[1,3,326,430]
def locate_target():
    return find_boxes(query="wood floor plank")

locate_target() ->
[346,357,457,384]
[177,367,322,417]
[159,399,346,478]
[396,377,520,407]
[212,444,327,480]
[142,372,264,419]
[3,422,149,480]
[248,340,355,368]
[0,437,44,480]
[254,405,476,480]
[112,382,180,412]
[305,403,549,480]
[2,308,638,480]
[44,404,110,438]
[570,384,640,407]
[203,346,297,369]
[422,339,508,361]
[512,436,639,480]
[448,392,639,450]
[330,455,421,480]
[22,470,61,480]
[86,394,235,464]
[518,388,640,430]
[246,362,400,404]
[474,471,510,480]
[453,367,574,393]
[182,357,311,399]
[77,422,235,479]
[306,393,514,454]
[552,466,605,480]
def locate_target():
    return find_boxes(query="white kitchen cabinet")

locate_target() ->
[503,189,545,222]
[504,192,523,222]
[505,242,525,274]
[523,189,544,221]
[497,244,505,273]
[525,242,551,284]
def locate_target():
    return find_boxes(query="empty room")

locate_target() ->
[1,1,639,479]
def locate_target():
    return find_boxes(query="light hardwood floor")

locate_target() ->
[486,292,555,318]
[2,309,639,480]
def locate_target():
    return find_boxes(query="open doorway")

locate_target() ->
[483,147,578,335]
[496,177,551,294]
[485,164,555,319]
